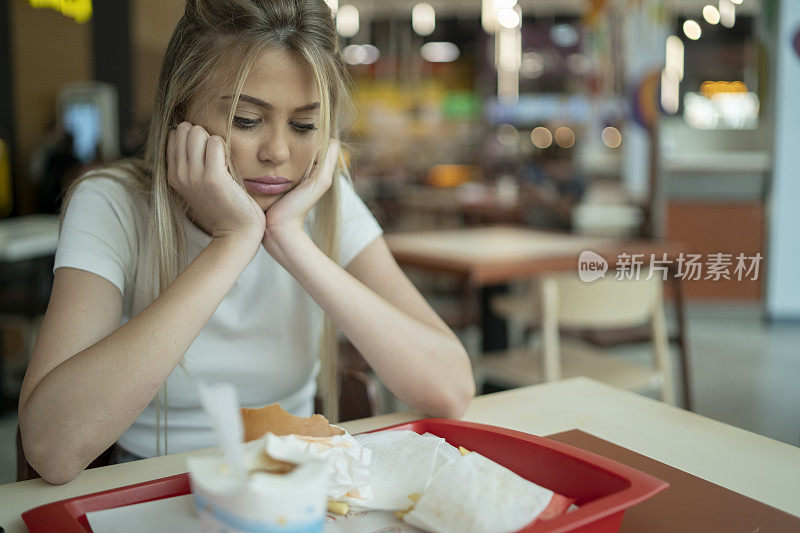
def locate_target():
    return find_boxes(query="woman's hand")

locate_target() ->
[167,122,266,248]
[262,139,340,255]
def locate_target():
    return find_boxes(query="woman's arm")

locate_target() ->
[19,123,266,484]
[18,234,260,484]
[266,230,475,419]
[261,140,473,418]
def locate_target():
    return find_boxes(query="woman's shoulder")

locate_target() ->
[63,161,153,236]
[70,161,151,208]
[56,162,153,295]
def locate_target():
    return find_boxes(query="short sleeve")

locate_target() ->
[54,176,140,295]
[338,176,383,267]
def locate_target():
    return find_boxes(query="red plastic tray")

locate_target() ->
[364,419,668,532]
[21,419,668,533]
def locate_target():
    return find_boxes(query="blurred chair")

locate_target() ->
[476,273,676,404]
[0,215,60,414]
[338,367,381,422]
[572,204,643,238]
[571,180,643,238]
[314,339,381,423]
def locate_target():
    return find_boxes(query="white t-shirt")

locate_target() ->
[54,168,383,458]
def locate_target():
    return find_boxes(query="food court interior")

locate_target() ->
[0,0,798,485]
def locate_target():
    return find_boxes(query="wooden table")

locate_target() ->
[385,226,692,408]
[399,189,525,227]
[385,226,681,285]
[1,378,798,532]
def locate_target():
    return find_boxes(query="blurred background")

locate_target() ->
[0,0,798,483]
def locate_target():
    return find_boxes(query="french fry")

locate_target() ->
[459,446,471,456]
[327,501,349,515]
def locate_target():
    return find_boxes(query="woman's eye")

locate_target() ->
[291,121,317,134]
[233,116,260,129]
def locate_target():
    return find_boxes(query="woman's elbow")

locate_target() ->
[24,444,83,485]
[20,423,83,485]
[452,378,476,418]
[38,464,82,485]
[430,376,475,420]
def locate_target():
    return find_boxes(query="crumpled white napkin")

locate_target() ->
[403,452,555,533]
[263,431,373,501]
[349,430,463,511]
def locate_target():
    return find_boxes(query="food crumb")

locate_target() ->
[395,492,421,520]
[327,500,350,515]
[459,446,471,456]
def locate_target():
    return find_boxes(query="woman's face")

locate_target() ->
[188,47,321,211]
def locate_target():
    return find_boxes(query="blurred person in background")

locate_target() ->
[519,151,585,231]
[29,122,85,214]
[34,132,84,214]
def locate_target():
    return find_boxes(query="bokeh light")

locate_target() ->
[602,127,622,149]
[554,127,575,148]
[531,127,553,149]
[683,20,701,40]
[497,124,520,147]
[703,5,720,25]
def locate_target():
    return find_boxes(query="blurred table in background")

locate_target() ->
[0,215,59,413]
[0,215,59,262]
[396,186,525,229]
[385,226,692,409]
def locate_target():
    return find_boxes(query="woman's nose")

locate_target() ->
[257,126,290,166]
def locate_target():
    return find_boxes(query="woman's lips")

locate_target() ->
[244,176,291,195]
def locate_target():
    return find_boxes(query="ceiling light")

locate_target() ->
[337,4,359,37]
[412,3,435,36]
[421,42,460,63]
[497,8,520,29]
[683,20,701,40]
[703,5,720,25]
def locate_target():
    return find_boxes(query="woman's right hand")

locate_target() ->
[167,122,265,246]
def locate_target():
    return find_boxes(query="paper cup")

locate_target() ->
[187,456,329,533]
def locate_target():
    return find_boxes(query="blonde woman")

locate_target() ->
[18,0,474,485]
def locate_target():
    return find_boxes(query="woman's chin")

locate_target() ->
[252,194,280,212]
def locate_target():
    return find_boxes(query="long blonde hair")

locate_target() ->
[62,0,354,453]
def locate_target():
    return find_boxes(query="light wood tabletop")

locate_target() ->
[1,378,798,532]
[384,226,682,285]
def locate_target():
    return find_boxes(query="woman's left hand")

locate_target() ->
[262,139,340,254]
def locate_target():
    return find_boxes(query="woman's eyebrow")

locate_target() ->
[222,93,319,112]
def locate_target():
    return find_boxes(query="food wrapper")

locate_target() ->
[187,448,329,533]
[403,451,573,533]
[188,395,345,532]
[264,431,373,501]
